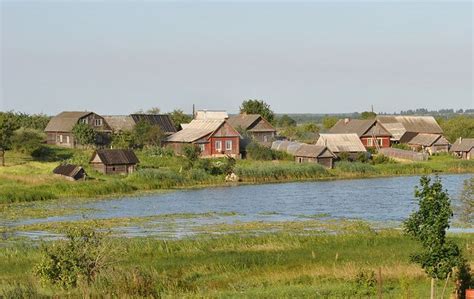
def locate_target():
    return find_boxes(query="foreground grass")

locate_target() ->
[0,149,473,204]
[1,230,473,297]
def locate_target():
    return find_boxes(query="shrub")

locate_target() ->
[392,143,411,150]
[11,128,45,154]
[353,269,377,296]
[246,142,292,161]
[35,226,112,289]
[371,154,394,165]
[196,157,236,175]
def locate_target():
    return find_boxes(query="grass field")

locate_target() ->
[0,147,473,204]
[1,228,472,297]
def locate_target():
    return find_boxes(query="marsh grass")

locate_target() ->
[1,230,473,297]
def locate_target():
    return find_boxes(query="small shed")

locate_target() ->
[316,133,367,160]
[406,134,449,155]
[90,149,139,175]
[450,138,474,160]
[53,164,87,181]
[294,145,336,168]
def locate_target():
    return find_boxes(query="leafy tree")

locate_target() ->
[182,144,201,169]
[11,128,45,154]
[301,122,320,133]
[35,226,112,289]
[111,131,135,149]
[459,177,474,224]
[277,114,297,127]
[0,113,18,166]
[170,109,192,130]
[360,111,377,119]
[132,120,165,148]
[240,99,275,124]
[322,116,338,130]
[72,123,97,147]
[404,176,462,299]
[146,107,161,114]
[439,116,474,143]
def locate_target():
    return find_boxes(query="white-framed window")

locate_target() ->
[225,140,232,151]
[80,118,88,124]
[215,140,222,151]
[66,136,70,144]
[199,144,205,152]
[94,119,103,126]
[367,138,373,146]
[59,135,63,143]
[377,138,383,146]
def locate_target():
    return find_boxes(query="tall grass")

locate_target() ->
[235,162,328,182]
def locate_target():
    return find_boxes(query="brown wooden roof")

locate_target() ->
[377,116,443,141]
[450,138,474,152]
[227,114,276,133]
[45,111,92,132]
[91,149,139,165]
[294,145,336,158]
[316,133,367,153]
[53,164,85,178]
[407,134,449,147]
[329,119,391,137]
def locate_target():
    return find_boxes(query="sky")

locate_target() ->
[1,1,473,116]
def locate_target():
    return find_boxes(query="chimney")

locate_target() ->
[344,118,350,124]
[192,104,195,119]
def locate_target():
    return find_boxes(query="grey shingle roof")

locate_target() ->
[407,134,449,147]
[130,114,177,134]
[45,111,92,132]
[377,115,443,141]
[450,138,474,152]
[91,149,139,165]
[329,119,391,137]
[294,144,336,158]
[166,119,224,142]
[53,164,85,178]
[316,133,367,153]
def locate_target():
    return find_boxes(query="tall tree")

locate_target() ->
[0,113,17,166]
[322,116,338,130]
[277,114,296,127]
[240,100,275,124]
[11,128,45,154]
[439,115,474,143]
[404,176,462,299]
[169,109,192,130]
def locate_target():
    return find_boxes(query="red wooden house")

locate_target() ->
[329,119,392,149]
[165,119,241,158]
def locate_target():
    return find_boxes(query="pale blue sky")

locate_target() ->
[1,1,472,115]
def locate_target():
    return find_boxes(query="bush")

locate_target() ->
[11,128,45,154]
[196,157,236,175]
[392,143,411,150]
[35,226,112,289]
[371,154,394,165]
[246,142,292,161]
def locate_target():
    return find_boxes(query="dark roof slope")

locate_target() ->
[92,149,139,165]
[53,164,85,178]
[407,134,449,147]
[329,119,391,137]
[450,138,474,152]
[227,114,276,132]
[294,145,336,158]
[130,114,177,134]
[45,111,92,132]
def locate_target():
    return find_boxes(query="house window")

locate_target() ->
[199,144,205,152]
[80,118,88,124]
[59,135,63,143]
[377,138,383,146]
[66,136,70,144]
[94,119,103,126]
[367,138,373,146]
[215,140,222,151]
[263,135,268,142]
[225,140,232,151]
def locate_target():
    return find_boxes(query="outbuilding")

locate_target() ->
[53,164,87,181]
[406,134,449,155]
[450,138,474,160]
[294,144,336,168]
[316,133,367,160]
[90,149,139,175]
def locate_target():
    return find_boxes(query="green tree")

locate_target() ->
[277,114,296,127]
[146,107,161,114]
[360,111,377,119]
[322,116,338,130]
[0,113,18,166]
[440,115,474,143]
[11,128,45,155]
[132,120,165,148]
[72,123,97,147]
[301,122,320,133]
[404,176,462,299]
[183,144,201,169]
[111,131,135,149]
[240,99,275,124]
[459,177,474,224]
[170,109,192,130]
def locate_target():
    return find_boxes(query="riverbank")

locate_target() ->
[1,228,472,297]
[0,148,473,204]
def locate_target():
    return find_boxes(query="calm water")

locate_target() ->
[5,174,473,238]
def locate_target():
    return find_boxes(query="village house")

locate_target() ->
[103,114,177,135]
[45,111,112,147]
[293,144,336,168]
[227,114,277,146]
[90,149,139,175]
[376,115,444,143]
[450,138,474,160]
[165,119,241,158]
[52,164,87,181]
[329,118,392,149]
[315,133,367,160]
[406,133,450,155]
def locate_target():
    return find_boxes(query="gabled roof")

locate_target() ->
[130,114,177,134]
[53,164,85,178]
[102,115,136,132]
[294,145,336,158]
[316,133,367,153]
[91,149,139,165]
[329,119,391,137]
[377,115,443,141]
[227,114,276,133]
[407,134,449,147]
[45,111,92,132]
[450,138,474,152]
[166,119,225,143]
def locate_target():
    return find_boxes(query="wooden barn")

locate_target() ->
[53,164,87,181]
[90,149,139,175]
[227,114,277,147]
[316,133,367,160]
[329,119,391,149]
[376,115,443,143]
[103,114,177,135]
[406,133,449,155]
[294,144,336,168]
[450,138,474,160]
[45,111,112,147]
[165,119,241,158]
